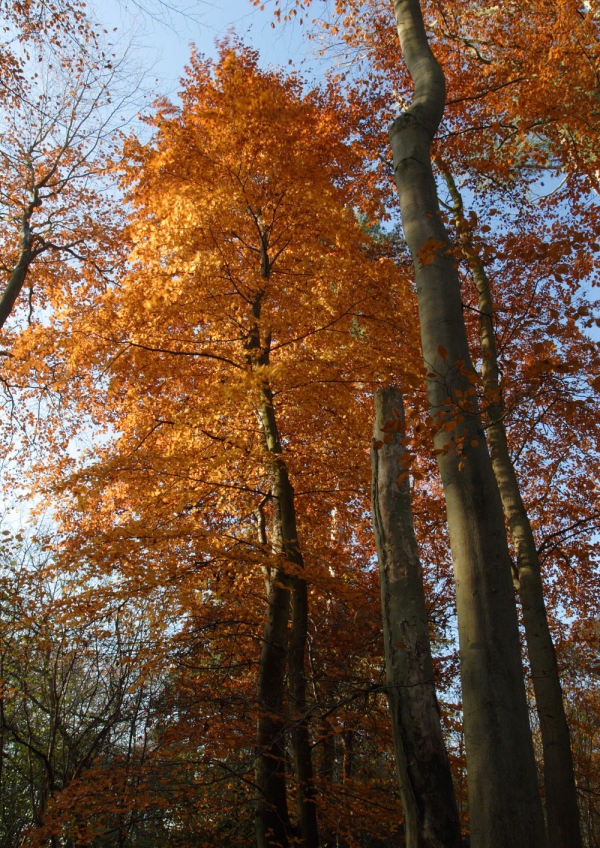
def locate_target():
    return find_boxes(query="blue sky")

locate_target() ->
[92,0,323,102]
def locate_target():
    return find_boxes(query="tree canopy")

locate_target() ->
[0,2,599,847]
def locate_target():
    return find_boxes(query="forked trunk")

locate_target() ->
[289,574,319,848]
[387,1,547,845]
[251,224,319,847]
[258,386,319,848]
[440,165,582,848]
[371,388,463,848]
[255,552,293,848]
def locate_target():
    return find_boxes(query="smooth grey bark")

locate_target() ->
[440,165,582,848]
[371,388,463,848]
[387,1,547,845]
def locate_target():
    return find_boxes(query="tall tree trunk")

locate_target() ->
[0,255,31,329]
[250,230,319,847]
[387,2,547,845]
[249,285,293,848]
[290,575,319,848]
[255,523,293,848]
[371,387,463,848]
[259,383,319,848]
[439,164,582,848]
[342,730,353,782]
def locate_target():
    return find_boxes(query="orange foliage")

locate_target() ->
[1,0,600,842]
[4,43,432,845]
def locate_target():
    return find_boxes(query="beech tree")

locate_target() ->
[0,38,135,334]
[371,386,462,848]
[0,0,92,104]
[384,3,547,844]
[438,162,584,848]
[0,536,155,847]
[1,0,599,844]
[6,44,427,846]
[297,0,600,842]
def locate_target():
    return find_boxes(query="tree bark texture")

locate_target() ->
[0,242,35,329]
[249,292,294,848]
[440,165,582,848]
[255,544,294,848]
[0,196,42,329]
[371,387,463,848]
[250,237,318,848]
[258,385,319,848]
[387,1,547,845]
[289,575,319,848]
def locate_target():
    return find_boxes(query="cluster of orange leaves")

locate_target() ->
[0,0,599,843]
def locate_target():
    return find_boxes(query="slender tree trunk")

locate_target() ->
[342,730,353,782]
[439,164,582,848]
[0,202,39,329]
[250,231,319,847]
[290,576,319,848]
[255,550,293,848]
[387,2,547,845]
[0,250,34,329]
[319,720,335,785]
[371,387,462,848]
[0,698,4,831]
[259,384,319,848]
[249,291,294,848]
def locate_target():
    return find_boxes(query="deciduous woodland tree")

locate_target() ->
[438,161,584,848]
[386,3,547,845]
[0,40,134,334]
[371,386,462,848]
[6,44,439,846]
[0,0,122,334]
[0,0,92,105]
[0,536,157,848]
[0,0,599,845]
[294,0,600,843]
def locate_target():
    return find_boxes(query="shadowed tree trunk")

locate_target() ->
[250,289,294,848]
[252,233,319,848]
[387,1,547,845]
[439,163,582,848]
[254,521,294,848]
[371,387,463,848]
[289,571,319,848]
[0,192,42,329]
[257,382,319,848]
